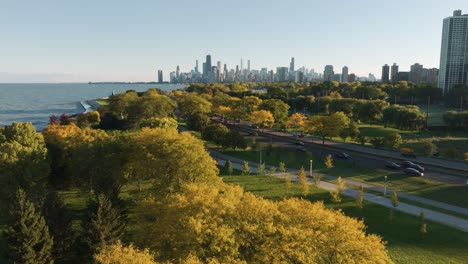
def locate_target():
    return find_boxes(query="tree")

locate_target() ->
[42,191,75,260]
[259,99,290,124]
[269,166,277,174]
[324,154,334,169]
[127,128,220,194]
[5,189,53,264]
[384,132,402,149]
[249,110,275,128]
[420,139,437,157]
[133,183,392,263]
[390,191,398,221]
[225,160,233,176]
[356,185,364,210]
[94,241,156,264]
[242,161,251,176]
[140,117,178,129]
[84,193,126,256]
[221,130,247,150]
[369,137,385,148]
[285,113,306,130]
[298,167,309,197]
[257,163,265,175]
[279,162,286,173]
[201,123,229,146]
[357,135,368,146]
[348,120,360,140]
[330,176,346,203]
[313,174,322,186]
[0,122,50,202]
[303,112,350,144]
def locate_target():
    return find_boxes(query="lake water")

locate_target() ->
[0,83,184,131]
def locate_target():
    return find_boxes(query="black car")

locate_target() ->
[335,152,350,159]
[385,162,401,170]
[296,147,307,152]
[404,168,424,177]
[400,161,425,172]
[251,124,259,129]
[295,141,305,146]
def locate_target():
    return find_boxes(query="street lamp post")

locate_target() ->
[384,176,388,196]
[310,160,313,177]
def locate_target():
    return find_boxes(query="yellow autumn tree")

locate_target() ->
[249,110,274,128]
[133,183,393,264]
[126,128,220,194]
[285,113,306,129]
[94,240,156,264]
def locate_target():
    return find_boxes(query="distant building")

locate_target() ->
[397,71,410,82]
[439,10,468,93]
[422,68,439,85]
[381,64,390,82]
[391,63,399,83]
[332,74,341,82]
[348,73,356,82]
[277,67,289,82]
[341,66,348,83]
[290,57,295,73]
[295,71,304,82]
[368,73,376,82]
[176,66,180,80]
[409,63,424,83]
[157,70,163,83]
[323,65,334,81]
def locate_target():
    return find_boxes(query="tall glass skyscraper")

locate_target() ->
[439,10,468,93]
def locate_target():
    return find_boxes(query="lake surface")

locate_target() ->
[0,83,184,131]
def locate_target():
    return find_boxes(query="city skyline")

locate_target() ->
[1,0,468,82]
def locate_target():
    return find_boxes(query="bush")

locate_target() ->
[369,137,385,148]
[384,132,402,149]
[419,140,437,157]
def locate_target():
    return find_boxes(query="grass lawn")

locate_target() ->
[223,174,468,264]
[221,146,468,209]
[95,98,109,106]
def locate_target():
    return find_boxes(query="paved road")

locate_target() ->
[216,156,468,232]
[216,119,468,184]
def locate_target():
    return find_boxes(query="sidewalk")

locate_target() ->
[214,151,468,232]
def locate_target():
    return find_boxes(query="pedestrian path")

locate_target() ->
[214,152,468,232]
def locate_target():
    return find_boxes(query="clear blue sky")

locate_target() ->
[1,0,467,82]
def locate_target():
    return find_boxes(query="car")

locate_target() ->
[404,167,424,177]
[385,162,401,170]
[335,152,350,159]
[251,124,259,129]
[296,147,307,152]
[400,161,425,172]
[295,141,305,146]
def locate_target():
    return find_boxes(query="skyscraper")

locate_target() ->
[240,58,244,71]
[290,57,295,73]
[176,65,180,80]
[381,64,390,82]
[341,66,348,83]
[323,65,334,81]
[195,60,199,73]
[205,55,212,82]
[391,63,399,82]
[157,70,163,83]
[277,67,289,82]
[439,10,468,93]
[247,60,251,72]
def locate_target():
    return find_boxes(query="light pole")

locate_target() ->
[310,160,313,177]
[384,176,388,196]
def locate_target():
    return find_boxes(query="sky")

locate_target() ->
[1,0,467,83]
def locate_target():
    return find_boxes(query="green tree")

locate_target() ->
[84,193,126,256]
[369,137,385,148]
[42,191,75,260]
[298,167,309,197]
[225,160,233,176]
[420,139,437,157]
[269,166,277,174]
[5,189,53,264]
[303,112,350,144]
[259,99,290,124]
[0,123,50,202]
[140,117,178,129]
[384,132,402,149]
[201,123,229,146]
[242,161,251,176]
[348,120,360,140]
[324,154,334,169]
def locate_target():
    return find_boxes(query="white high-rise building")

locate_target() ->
[439,10,468,93]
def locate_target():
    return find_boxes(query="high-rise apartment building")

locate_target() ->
[348,73,356,82]
[391,63,399,82]
[341,66,348,83]
[157,70,163,83]
[277,67,289,82]
[290,57,295,73]
[248,60,251,72]
[409,63,424,83]
[176,65,180,80]
[381,64,390,82]
[439,10,468,93]
[323,65,334,81]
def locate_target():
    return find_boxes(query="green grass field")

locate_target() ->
[222,174,468,264]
